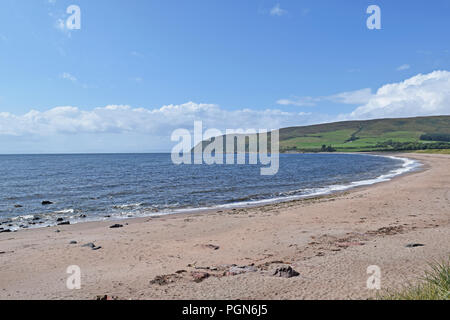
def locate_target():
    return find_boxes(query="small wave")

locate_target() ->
[53,209,75,215]
[4,154,420,230]
[112,203,143,210]
[168,155,420,211]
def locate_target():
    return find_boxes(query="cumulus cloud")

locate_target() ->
[344,70,450,119]
[1,71,449,153]
[0,102,316,139]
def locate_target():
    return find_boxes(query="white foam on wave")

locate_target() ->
[5,154,421,230]
[166,154,421,212]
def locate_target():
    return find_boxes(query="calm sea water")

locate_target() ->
[0,153,417,230]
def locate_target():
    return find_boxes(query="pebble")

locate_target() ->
[405,243,425,248]
[273,266,300,278]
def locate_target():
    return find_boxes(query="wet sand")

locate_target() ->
[0,153,449,300]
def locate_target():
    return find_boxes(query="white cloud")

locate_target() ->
[277,88,373,107]
[131,51,144,58]
[0,102,316,139]
[270,4,287,16]
[397,64,411,71]
[276,97,318,107]
[60,72,77,83]
[328,88,373,105]
[344,70,450,120]
[2,71,449,153]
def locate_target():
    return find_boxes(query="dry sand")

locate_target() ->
[0,153,449,300]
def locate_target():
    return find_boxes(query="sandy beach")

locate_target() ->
[0,153,449,300]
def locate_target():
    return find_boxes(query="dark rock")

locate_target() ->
[56,218,64,222]
[0,229,12,233]
[57,221,70,225]
[110,224,123,229]
[191,271,210,283]
[14,204,23,208]
[82,242,101,250]
[175,270,187,274]
[41,201,53,205]
[150,274,179,286]
[69,241,77,245]
[273,266,300,278]
[79,214,87,218]
[33,216,40,221]
[204,244,220,250]
[95,295,118,301]
[226,265,257,276]
[405,243,425,248]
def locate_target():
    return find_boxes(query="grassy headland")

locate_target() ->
[278,115,450,152]
[197,115,450,153]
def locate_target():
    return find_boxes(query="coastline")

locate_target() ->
[1,153,421,231]
[0,153,448,299]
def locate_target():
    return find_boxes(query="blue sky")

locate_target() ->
[0,0,449,153]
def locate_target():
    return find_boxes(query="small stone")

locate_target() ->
[273,266,300,278]
[82,243,96,249]
[110,224,123,229]
[226,265,257,276]
[14,205,23,208]
[57,221,70,225]
[56,218,64,222]
[41,201,53,205]
[69,241,77,245]
[191,271,210,283]
[0,229,11,233]
[405,243,425,248]
[201,244,220,250]
[95,295,118,301]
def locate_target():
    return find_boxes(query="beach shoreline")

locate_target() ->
[0,153,448,300]
[1,152,422,232]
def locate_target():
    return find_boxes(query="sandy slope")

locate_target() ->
[0,153,449,300]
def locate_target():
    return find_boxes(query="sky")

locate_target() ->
[0,0,449,153]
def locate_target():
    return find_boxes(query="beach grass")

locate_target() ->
[380,259,450,300]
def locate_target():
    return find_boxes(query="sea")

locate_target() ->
[0,153,420,230]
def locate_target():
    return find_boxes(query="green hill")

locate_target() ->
[197,115,450,153]
[278,115,450,152]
